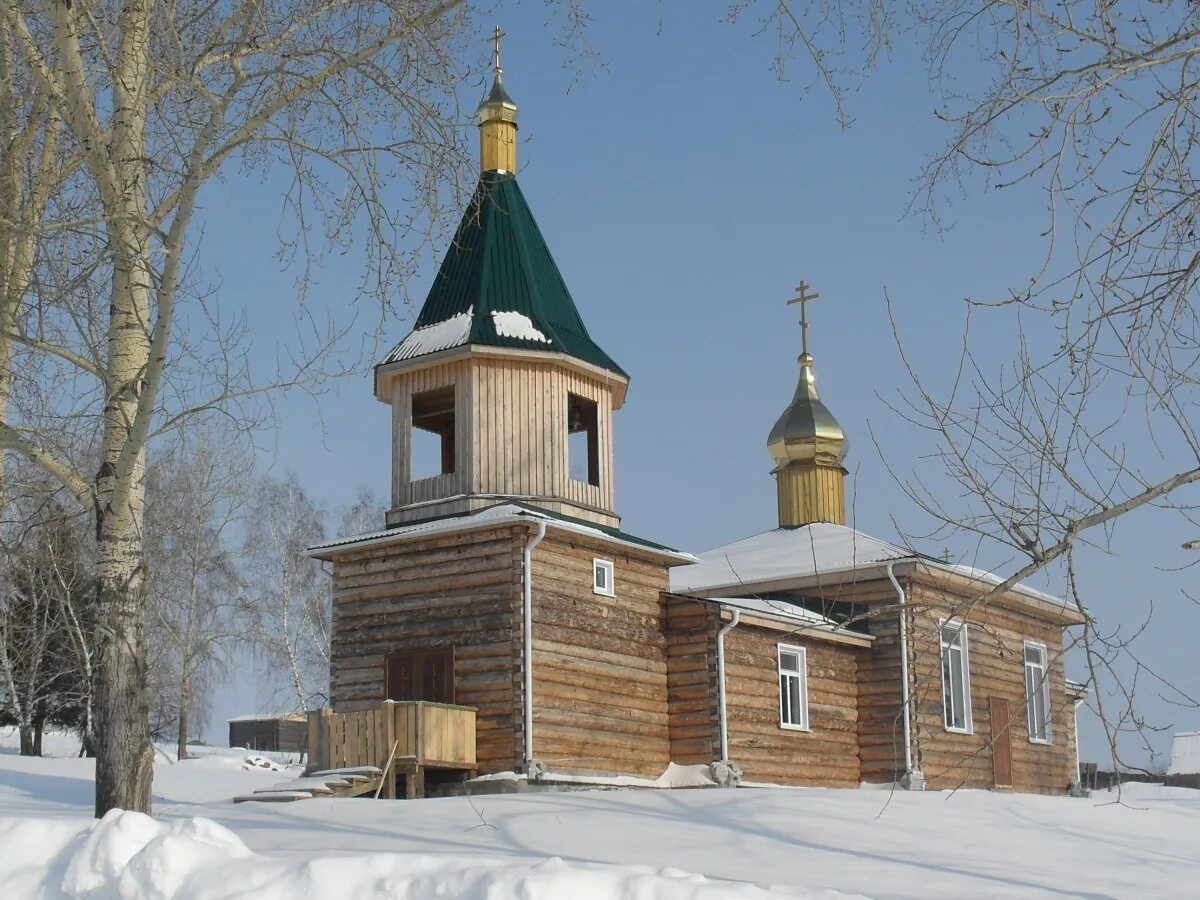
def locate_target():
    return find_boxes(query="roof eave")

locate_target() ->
[374,343,630,406]
[308,506,694,565]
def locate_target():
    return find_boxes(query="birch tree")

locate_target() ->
[144,433,248,760]
[0,1,474,814]
[241,473,330,713]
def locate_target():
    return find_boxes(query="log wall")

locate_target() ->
[857,605,909,784]
[906,580,1077,794]
[328,525,525,774]
[664,597,720,765]
[529,532,672,776]
[722,622,862,787]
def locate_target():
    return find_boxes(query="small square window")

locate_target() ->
[593,558,614,596]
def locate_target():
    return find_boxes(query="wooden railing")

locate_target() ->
[306,701,477,776]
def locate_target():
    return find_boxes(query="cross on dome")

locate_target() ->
[490,25,506,80]
[788,280,821,363]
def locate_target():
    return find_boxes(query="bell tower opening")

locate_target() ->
[412,385,457,478]
[568,393,600,487]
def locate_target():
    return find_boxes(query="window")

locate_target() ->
[940,620,973,733]
[412,386,456,478]
[593,558,614,596]
[777,644,809,730]
[567,393,600,486]
[1024,641,1052,743]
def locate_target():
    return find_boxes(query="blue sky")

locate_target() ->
[197,5,1198,769]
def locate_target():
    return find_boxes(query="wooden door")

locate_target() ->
[386,648,455,703]
[990,696,1014,788]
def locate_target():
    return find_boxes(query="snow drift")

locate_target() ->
[0,809,845,900]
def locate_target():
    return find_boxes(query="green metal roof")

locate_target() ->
[382,172,626,378]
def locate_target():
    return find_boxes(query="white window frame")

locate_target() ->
[777,644,810,731]
[939,619,974,734]
[592,558,615,596]
[1024,640,1053,744]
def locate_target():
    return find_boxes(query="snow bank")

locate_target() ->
[0,810,835,900]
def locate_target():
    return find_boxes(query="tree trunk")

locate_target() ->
[18,724,37,756]
[92,517,153,815]
[32,710,44,756]
[176,671,190,761]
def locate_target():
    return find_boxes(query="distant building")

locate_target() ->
[228,714,307,753]
[1167,732,1200,789]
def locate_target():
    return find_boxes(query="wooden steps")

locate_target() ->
[234,766,384,803]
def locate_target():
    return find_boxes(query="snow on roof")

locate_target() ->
[670,521,1069,609]
[227,713,305,723]
[307,502,697,564]
[670,522,909,594]
[491,310,551,343]
[703,595,843,629]
[380,308,472,364]
[1169,731,1200,775]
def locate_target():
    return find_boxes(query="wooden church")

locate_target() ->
[308,36,1087,796]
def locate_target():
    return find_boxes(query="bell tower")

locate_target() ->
[375,30,627,528]
[767,281,849,526]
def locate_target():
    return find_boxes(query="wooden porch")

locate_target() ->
[306,701,477,798]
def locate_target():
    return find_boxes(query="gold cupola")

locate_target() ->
[768,282,848,526]
[478,26,518,173]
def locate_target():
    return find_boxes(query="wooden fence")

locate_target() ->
[306,701,476,776]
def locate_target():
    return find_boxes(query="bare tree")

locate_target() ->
[0,0,480,814]
[860,3,1200,770]
[241,473,332,713]
[144,431,249,760]
[0,484,92,755]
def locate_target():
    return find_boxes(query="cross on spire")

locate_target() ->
[787,280,821,360]
[490,25,506,79]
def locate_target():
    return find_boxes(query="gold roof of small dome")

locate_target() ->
[478,26,517,125]
[767,352,848,465]
[767,282,848,467]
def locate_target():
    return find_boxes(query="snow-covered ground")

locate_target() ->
[1,728,1197,899]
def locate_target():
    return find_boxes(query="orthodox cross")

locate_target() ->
[490,25,506,77]
[788,280,820,358]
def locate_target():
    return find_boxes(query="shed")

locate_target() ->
[228,713,308,753]
[1167,732,1200,789]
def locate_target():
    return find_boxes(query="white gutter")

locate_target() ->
[716,609,741,763]
[522,519,547,775]
[886,562,922,789]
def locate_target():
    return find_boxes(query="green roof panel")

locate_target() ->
[382,172,625,378]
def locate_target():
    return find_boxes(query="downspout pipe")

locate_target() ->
[522,518,547,777]
[886,562,923,790]
[716,608,741,765]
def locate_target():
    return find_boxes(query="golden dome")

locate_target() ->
[478,26,518,126]
[767,352,848,466]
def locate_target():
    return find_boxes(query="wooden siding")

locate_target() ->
[905,580,1077,794]
[328,525,524,774]
[307,702,477,773]
[391,359,473,508]
[387,356,619,525]
[857,604,909,784]
[529,533,672,776]
[228,718,307,754]
[775,462,847,527]
[665,597,720,765]
[472,358,615,515]
[723,623,861,787]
